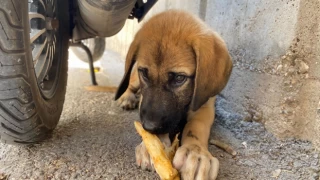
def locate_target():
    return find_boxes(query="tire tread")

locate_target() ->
[0,0,49,144]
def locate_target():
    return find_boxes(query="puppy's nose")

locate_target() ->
[142,121,160,134]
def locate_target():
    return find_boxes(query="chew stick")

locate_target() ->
[165,134,179,162]
[134,121,180,180]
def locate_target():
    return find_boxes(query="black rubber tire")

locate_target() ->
[70,37,105,63]
[0,0,69,144]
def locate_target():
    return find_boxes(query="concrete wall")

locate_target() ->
[101,0,320,148]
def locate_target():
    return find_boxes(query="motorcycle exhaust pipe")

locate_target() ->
[73,0,136,41]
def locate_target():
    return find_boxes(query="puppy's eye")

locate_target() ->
[173,74,187,86]
[138,68,149,81]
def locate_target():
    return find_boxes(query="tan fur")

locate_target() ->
[116,10,233,180]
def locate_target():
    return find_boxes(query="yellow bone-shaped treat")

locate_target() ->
[134,121,180,180]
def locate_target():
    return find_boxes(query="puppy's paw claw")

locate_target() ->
[117,90,139,110]
[173,144,219,180]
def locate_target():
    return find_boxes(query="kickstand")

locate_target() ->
[69,42,98,85]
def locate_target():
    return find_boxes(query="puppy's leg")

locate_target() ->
[173,97,219,180]
[135,134,171,171]
[117,66,140,110]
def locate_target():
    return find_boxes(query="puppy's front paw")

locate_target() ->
[173,143,219,180]
[135,142,154,171]
[117,90,139,110]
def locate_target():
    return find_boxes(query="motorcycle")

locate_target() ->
[0,0,157,144]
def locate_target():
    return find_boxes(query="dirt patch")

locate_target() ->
[214,96,320,179]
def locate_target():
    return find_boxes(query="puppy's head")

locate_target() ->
[115,10,233,134]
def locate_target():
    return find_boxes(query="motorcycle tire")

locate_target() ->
[70,37,105,63]
[0,0,69,144]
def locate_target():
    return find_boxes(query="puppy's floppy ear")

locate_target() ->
[190,32,233,111]
[114,39,139,100]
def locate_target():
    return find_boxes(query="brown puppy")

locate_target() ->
[115,10,232,180]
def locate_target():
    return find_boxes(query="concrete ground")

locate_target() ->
[0,51,319,180]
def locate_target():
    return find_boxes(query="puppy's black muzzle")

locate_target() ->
[139,88,181,134]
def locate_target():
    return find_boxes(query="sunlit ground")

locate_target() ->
[68,48,125,87]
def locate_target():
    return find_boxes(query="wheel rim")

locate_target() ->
[28,0,61,99]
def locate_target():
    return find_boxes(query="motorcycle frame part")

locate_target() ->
[129,0,158,22]
[69,42,98,85]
